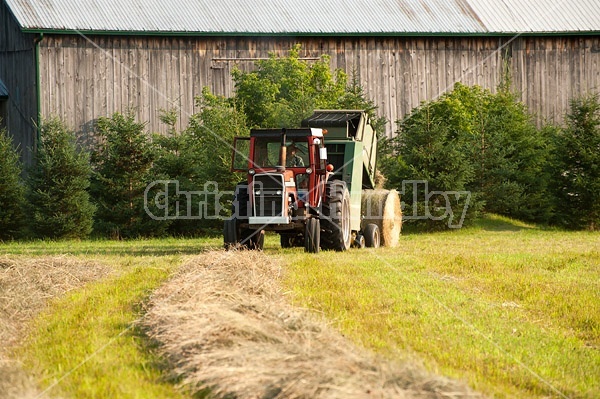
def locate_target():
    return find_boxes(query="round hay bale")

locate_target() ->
[361,189,402,247]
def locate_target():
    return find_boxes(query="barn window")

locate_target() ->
[0,79,8,129]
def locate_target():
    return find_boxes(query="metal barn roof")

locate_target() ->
[468,0,600,33]
[4,0,600,35]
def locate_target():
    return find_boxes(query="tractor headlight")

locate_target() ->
[248,168,256,175]
[305,167,313,175]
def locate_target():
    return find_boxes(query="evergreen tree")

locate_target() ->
[384,83,552,229]
[91,111,165,238]
[552,93,600,230]
[389,88,484,230]
[0,125,25,240]
[337,72,390,177]
[186,89,249,228]
[26,118,95,239]
[468,86,553,223]
[153,109,207,235]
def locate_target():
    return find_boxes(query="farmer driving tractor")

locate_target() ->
[286,143,304,167]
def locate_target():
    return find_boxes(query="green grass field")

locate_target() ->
[282,216,600,398]
[3,215,598,398]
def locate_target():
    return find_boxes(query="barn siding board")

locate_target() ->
[57,37,65,118]
[431,40,441,101]
[85,40,93,135]
[27,34,600,147]
[111,37,121,115]
[165,38,175,122]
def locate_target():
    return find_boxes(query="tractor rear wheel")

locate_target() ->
[304,218,320,253]
[363,223,380,248]
[320,180,351,251]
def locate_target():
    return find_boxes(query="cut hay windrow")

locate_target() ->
[141,250,482,398]
[0,256,111,399]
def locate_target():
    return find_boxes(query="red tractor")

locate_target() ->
[224,110,401,253]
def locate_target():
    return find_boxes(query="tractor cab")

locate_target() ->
[230,128,329,231]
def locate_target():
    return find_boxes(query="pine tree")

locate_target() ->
[0,125,25,240]
[553,94,600,230]
[386,83,553,230]
[91,111,165,238]
[152,109,205,236]
[186,89,249,229]
[26,118,95,239]
[390,91,484,230]
[468,86,553,223]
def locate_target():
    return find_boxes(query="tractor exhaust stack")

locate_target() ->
[279,128,287,170]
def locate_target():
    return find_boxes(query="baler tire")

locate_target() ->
[280,234,293,248]
[280,233,303,248]
[363,223,381,248]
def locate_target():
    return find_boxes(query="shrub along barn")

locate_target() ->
[0,0,599,164]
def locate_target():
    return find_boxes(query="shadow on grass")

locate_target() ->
[0,237,223,257]
[400,213,540,235]
[472,214,538,231]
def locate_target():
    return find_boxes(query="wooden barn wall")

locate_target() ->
[0,1,37,164]
[510,36,600,125]
[38,35,600,141]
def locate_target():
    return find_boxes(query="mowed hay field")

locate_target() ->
[0,215,598,398]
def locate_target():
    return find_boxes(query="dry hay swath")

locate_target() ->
[361,189,402,247]
[0,255,110,399]
[141,250,483,399]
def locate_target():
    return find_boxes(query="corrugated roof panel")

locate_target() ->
[4,0,486,34]
[468,0,600,33]
[4,0,600,34]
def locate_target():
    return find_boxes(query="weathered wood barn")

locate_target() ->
[1,0,599,163]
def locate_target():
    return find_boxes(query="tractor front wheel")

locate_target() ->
[304,218,320,253]
[281,233,303,248]
[242,229,264,250]
[223,218,239,250]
